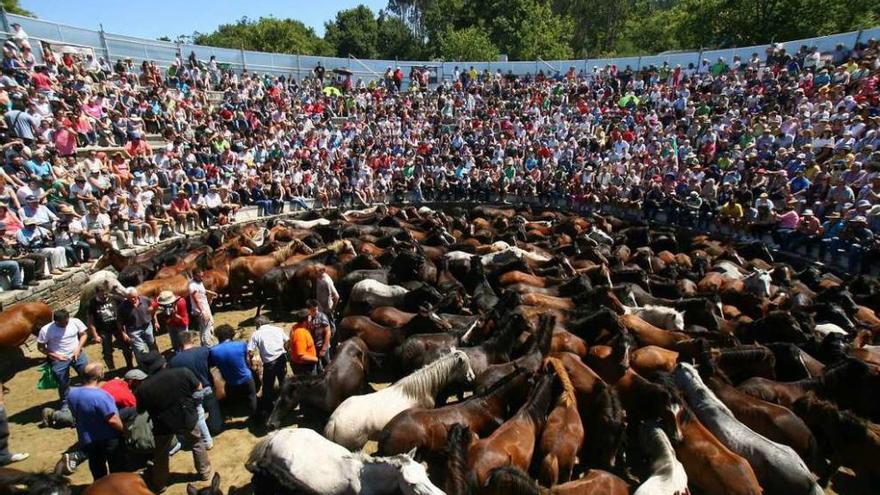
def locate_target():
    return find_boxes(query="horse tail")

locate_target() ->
[538,454,559,488]
[543,357,575,408]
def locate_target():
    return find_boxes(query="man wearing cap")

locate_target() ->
[17,217,67,275]
[838,216,874,273]
[156,290,189,353]
[87,284,132,371]
[18,194,57,229]
[37,309,89,413]
[135,351,212,492]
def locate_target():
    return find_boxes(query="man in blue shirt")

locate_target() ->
[170,331,222,447]
[209,324,256,420]
[67,363,125,481]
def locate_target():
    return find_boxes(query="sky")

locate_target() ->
[20,0,389,39]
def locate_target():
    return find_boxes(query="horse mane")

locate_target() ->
[484,466,542,495]
[821,357,870,390]
[272,241,298,262]
[717,345,773,363]
[482,312,526,354]
[446,424,474,495]
[522,371,555,422]
[396,350,469,399]
[544,357,575,409]
[794,394,872,443]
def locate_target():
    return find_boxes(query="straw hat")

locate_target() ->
[157,290,177,306]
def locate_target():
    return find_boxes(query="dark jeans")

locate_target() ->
[83,436,124,481]
[224,379,258,419]
[259,356,287,415]
[202,392,224,436]
[150,427,211,493]
[98,327,133,370]
[18,253,46,281]
[62,241,91,265]
[51,353,89,409]
[0,260,22,287]
[0,406,13,465]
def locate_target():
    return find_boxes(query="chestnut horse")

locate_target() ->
[538,358,584,486]
[0,302,52,349]
[483,466,629,495]
[467,370,556,487]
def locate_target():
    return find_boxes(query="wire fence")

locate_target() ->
[4,10,880,82]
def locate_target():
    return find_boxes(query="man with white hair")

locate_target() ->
[117,287,158,364]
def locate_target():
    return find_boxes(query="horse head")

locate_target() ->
[187,472,223,495]
[743,269,772,298]
[406,305,453,334]
[391,452,446,495]
[449,349,476,384]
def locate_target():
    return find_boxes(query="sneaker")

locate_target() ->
[9,453,28,463]
[41,407,55,428]
[59,452,78,474]
[168,441,182,456]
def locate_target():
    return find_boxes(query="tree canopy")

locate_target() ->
[2,0,32,17]
[180,0,880,61]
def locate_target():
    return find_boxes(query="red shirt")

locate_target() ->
[101,379,136,409]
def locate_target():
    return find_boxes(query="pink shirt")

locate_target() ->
[778,210,800,229]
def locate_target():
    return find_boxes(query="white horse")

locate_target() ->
[673,363,822,495]
[349,279,410,309]
[814,323,848,338]
[634,423,689,495]
[624,305,686,331]
[325,350,475,450]
[246,428,445,495]
[77,271,126,318]
[587,226,614,245]
[284,218,331,229]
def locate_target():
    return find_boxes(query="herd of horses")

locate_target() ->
[3,203,880,494]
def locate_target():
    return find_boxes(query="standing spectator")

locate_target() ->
[315,265,340,318]
[135,351,212,492]
[170,331,222,450]
[305,299,333,370]
[0,382,28,465]
[87,284,133,370]
[188,268,216,346]
[155,290,189,353]
[117,287,158,364]
[209,325,257,421]
[247,317,288,418]
[36,309,88,413]
[67,363,125,481]
[288,321,318,376]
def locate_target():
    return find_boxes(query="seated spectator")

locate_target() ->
[169,191,198,233]
[17,217,66,274]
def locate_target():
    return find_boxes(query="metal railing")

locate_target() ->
[3,10,879,81]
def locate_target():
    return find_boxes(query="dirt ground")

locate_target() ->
[2,305,316,495]
[0,303,867,494]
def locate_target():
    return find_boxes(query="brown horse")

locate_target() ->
[468,370,556,487]
[538,358,584,486]
[227,240,308,300]
[631,345,679,375]
[266,337,370,430]
[0,302,52,349]
[671,406,763,495]
[337,316,405,353]
[737,376,821,409]
[83,472,225,495]
[483,466,629,495]
[377,367,530,457]
[793,394,880,485]
[153,246,211,279]
[702,364,821,471]
[619,314,690,349]
[136,273,190,299]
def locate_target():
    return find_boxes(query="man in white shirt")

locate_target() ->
[36,309,89,412]
[188,268,216,346]
[246,316,289,417]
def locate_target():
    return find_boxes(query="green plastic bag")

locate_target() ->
[37,363,58,390]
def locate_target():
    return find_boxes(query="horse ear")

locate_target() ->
[406,447,418,458]
[211,472,221,492]
[186,484,199,495]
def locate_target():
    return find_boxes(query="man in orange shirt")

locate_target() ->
[288,322,318,376]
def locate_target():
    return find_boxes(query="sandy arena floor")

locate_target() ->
[0,303,867,494]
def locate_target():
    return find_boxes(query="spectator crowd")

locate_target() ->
[0,24,877,290]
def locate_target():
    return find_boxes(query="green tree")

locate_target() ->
[376,12,426,60]
[193,16,333,56]
[2,0,32,16]
[324,5,379,59]
[438,26,498,60]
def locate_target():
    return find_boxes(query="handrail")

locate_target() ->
[348,54,382,79]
